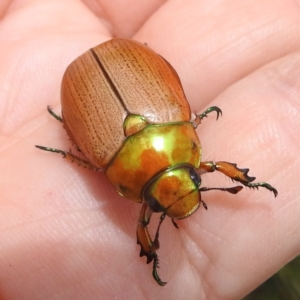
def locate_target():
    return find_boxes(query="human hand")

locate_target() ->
[1,1,299,299]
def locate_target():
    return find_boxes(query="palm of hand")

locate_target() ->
[1,1,299,299]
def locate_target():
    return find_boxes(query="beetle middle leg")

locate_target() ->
[45,106,82,152]
[192,106,222,127]
[137,202,167,286]
[35,145,99,171]
[200,161,278,197]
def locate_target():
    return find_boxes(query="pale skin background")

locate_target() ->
[1,0,300,299]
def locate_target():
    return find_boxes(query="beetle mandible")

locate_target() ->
[36,38,278,286]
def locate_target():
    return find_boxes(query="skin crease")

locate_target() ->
[0,0,300,299]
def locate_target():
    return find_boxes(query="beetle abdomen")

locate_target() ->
[61,39,191,168]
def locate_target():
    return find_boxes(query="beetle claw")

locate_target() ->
[193,106,222,127]
[199,106,222,120]
[47,105,63,122]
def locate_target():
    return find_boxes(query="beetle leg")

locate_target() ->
[192,106,222,127]
[152,252,166,286]
[137,202,155,262]
[200,186,243,194]
[137,202,167,286]
[171,218,179,229]
[35,145,100,171]
[153,213,166,248]
[200,199,208,210]
[47,105,62,122]
[45,106,83,152]
[200,161,278,197]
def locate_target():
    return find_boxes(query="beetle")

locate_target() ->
[36,38,278,286]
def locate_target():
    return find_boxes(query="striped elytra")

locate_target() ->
[61,39,191,169]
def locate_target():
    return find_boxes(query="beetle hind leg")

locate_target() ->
[192,106,222,127]
[200,161,278,197]
[35,145,100,171]
[47,105,62,122]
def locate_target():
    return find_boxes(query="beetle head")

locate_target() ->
[143,165,201,219]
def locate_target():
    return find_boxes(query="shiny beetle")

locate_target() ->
[36,38,278,286]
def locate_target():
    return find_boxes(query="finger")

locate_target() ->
[135,0,300,107]
[83,0,165,37]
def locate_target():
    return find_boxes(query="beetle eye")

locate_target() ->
[189,168,201,187]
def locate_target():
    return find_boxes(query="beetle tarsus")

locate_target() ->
[193,106,222,127]
[35,145,66,157]
[243,182,278,197]
[47,106,62,122]
[152,252,167,286]
[199,106,222,120]
[35,145,99,170]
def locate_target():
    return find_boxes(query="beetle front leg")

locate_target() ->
[35,146,100,171]
[200,161,278,197]
[137,202,167,286]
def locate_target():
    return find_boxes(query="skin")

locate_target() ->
[0,0,300,299]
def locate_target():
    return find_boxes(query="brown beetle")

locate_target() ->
[36,39,278,286]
